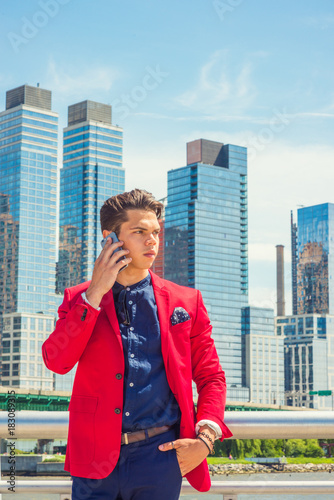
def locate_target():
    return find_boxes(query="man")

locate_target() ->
[42,189,232,500]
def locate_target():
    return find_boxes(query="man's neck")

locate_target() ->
[115,268,149,287]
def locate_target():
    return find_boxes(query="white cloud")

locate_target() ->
[174,50,257,117]
[45,58,120,102]
[249,243,291,263]
[248,287,292,316]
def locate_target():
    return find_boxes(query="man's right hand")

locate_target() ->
[85,239,132,309]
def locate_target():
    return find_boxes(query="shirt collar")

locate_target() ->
[113,272,151,294]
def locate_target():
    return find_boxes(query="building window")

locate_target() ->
[305,317,313,328]
[13,317,21,329]
[2,364,10,377]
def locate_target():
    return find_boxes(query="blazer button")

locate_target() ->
[81,309,87,321]
[116,373,122,380]
[114,408,121,414]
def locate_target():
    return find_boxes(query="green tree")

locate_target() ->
[213,438,324,459]
[304,439,324,458]
[284,439,307,457]
[244,439,262,457]
[260,439,278,457]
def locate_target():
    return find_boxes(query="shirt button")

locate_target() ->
[125,412,130,416]
[114,408,121,414]
[128,301,133,305]
[129,382,134,387]
[130,327,134,331]
[126,287,130,291]
[116,373,122,380]
[130,354,135,358]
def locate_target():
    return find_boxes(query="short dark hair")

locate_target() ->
[100,188,164,235]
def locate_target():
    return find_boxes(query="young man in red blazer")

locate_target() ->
[42,189,232,500]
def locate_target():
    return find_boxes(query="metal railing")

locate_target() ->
[0,479,334,498]
[1,410,333,499]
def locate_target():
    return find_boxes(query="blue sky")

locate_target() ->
[1,0,334,313]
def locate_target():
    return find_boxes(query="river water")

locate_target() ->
[1,472,333,499]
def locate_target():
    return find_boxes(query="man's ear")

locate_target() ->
[102,229,111,238]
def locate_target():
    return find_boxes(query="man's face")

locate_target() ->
[105,209,160,270]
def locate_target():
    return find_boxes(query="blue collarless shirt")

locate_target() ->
[112,273,181,432]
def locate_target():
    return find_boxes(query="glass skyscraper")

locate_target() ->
[0,84,58,389]
[165,139,249,400]
[0,84,58,315]
[56,100,125,292]
[296,203,334,315]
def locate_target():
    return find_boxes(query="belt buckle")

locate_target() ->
[123,431,133,445]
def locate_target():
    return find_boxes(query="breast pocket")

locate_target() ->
[68,395,98,464]
[170,319,192,361]
[171,319,192,335]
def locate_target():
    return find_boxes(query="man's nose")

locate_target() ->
[146,234,156,245]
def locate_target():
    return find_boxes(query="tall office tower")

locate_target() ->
[152,196,166,279]
[242,307,284,405]
[276,313,334,409]
[296,203,334,315]
[291,211,298,315]
[165,139,249,401]
[0,84,58,389]
[276,245,285,316]
[56,100,124,293]
[0,194,19,314]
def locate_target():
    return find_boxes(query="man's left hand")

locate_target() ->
[158,438,209,476]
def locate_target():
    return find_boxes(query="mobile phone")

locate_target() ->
[100,231,128,272]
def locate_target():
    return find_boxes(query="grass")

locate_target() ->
[43,456,66,462]
[286,457,334,464]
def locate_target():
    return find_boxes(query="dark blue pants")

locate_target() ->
[71,427,182,500]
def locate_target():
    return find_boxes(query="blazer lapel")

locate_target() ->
[100,289,123,352]
[150,270,171,366]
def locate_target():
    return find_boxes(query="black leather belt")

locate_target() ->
[121,425,172,445]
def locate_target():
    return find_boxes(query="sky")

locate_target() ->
[1,0,334,314]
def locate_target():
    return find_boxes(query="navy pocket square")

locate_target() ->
[170,307,191,325]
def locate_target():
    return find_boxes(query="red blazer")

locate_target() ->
[42,270,232,492]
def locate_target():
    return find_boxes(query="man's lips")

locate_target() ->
[143,252,156,257]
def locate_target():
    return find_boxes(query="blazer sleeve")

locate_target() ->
[190,290,233,440]
[41,288,101,375]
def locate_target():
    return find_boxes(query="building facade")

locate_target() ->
[165,139,249,401]
[295,203,334,315]
[291,210,298,315]
[277,313,334,409]
[56,100,125,293]
[242,307,284,405]
[0,84,59,388]
[1,312,55,389]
